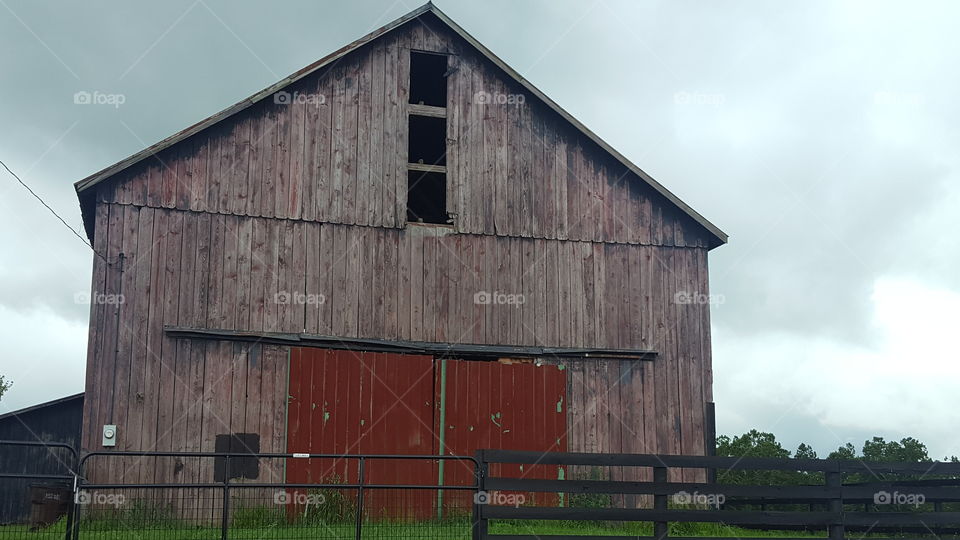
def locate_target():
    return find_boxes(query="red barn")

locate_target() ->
[74,2,725,510]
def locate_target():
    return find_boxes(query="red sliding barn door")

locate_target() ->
[438,359,568,508]
[286,348,569,517]
[286,348,437,517]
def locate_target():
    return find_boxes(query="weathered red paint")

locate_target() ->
[286,348,436,517]
[286,349,569,516]
[439,359,567,507]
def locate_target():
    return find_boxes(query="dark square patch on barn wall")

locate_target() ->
[409,51,448,106]
[408,115,447,166]
[213,433,260,481]
[407,170,448,224]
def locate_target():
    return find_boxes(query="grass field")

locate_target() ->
[3,516,955,539]
[0,519,834,539]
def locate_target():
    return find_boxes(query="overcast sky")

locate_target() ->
[0,0,957,459]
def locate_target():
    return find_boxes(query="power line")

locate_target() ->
[0,157,107,262]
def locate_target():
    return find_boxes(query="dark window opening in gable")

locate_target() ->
[407,50,450,225]
[408,115,447,166]
[407,170,448,224]
[409,51,448,106]
[213,433,260,481]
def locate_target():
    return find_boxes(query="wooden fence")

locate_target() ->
[474,449,960,540]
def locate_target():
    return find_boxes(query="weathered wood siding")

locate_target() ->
[83,204,710,348]
[80,13,716,473]
[82,203,712,463]
[81,200,289,483]
[93,16,712,248]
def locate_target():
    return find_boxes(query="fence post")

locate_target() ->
[473,450,488,540]
[221,456,230,540]
[355,456,366,540]
[654,466,669,540]
[68,473,80,540]
[70,449,85,540]
[826,468,843,540]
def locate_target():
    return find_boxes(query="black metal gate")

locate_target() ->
[74,450,479,539]
[0,440,78,540]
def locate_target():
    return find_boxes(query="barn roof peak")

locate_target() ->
[74,2,727,247]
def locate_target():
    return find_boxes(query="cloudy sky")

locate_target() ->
[0,0,957,459]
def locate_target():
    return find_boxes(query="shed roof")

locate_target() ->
[0,392,84,422]
[74,2,727,247]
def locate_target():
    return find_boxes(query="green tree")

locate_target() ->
[0,376,10,402]
[715,430,798,486]
[861,437,929,462]
[827,443,857,461]
[716,430,791,460]
[795,443,818,459]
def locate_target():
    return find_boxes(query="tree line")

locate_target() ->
[716,429,959,486]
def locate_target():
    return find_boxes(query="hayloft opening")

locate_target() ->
[409,51,448,106]
[407,51,450,225]
[407,170,448,224]
[408,115,447,166]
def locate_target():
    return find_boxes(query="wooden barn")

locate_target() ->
[74,3,726,497]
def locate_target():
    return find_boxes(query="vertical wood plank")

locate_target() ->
[304,222,320,334]
[381,35,399,227]
[317,224,334,336]
[329,64,346,223]
[287,87,306,220]
[342,56,360,225]
[368,42,385,227]
[395,35,411,227]
[356,49,372,227]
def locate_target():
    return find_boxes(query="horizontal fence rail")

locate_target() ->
[74,450,480,540]
[475,449,960,540]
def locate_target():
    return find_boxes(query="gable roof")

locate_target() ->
[75,2,727,247]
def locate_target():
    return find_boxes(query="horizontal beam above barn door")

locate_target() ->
[164,326,657,361]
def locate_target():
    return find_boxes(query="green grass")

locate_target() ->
[489,520,826,537]
[4,516,956,539]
